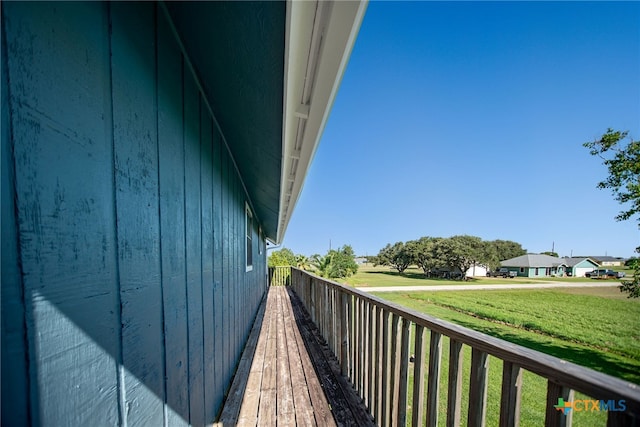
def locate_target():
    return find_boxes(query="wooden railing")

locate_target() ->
[268,266,290,286]
[277,266,640,427]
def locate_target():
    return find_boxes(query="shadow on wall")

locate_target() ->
[1,2,273,425]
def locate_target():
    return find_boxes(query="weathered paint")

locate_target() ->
[2,2,268,425]
[1,14,30,425]
[164,1,285,240]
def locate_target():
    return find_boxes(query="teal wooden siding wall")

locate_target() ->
[1,2,267,425]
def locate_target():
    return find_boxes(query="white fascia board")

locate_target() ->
[278,0,368,244]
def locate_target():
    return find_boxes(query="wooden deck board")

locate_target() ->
[216,286,372,426]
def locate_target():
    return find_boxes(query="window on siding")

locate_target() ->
[258,227,263,255]
[246,204,253,272]
[519,267,524,273]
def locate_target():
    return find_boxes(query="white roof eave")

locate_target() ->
[276,0,368,244]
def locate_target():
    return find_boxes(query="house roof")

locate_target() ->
[500,254,568,268]
[164,2,367,243]
[563,257,599,267]
[589,256,625,262]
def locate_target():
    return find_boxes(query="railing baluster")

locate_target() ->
[360,298,366,400]
[381,309,391,427]
[447,339,464,427]
[336,291,340,358]
[398,318,411,426]
[354,296,361,396]
[376,305,384,423]
[390,313,401,426]
[607,409,634,426]
[329,287,334,353]
[468,348,489,427]
[341,292,350,377]
[427,331,442,427]
[412,325,427,427]
[367,302,375,412]
[499,361,522,427]
[545,381,573,427]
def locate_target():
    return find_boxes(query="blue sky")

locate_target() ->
[281,1,640,259]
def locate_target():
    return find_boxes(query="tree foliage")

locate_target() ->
[584,128,640,297]
[407,237,444,274]
[376,235,524,280]
[490,240,527,265]
[327,245,359,279]
[540,251,559,257]
[584,129,640,225]
[268,248,296,267]
[376,241,413,273]
[312,245,359,279]
[295,254,312,271]
[437,235,489,280]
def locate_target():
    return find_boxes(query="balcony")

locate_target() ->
[219,267,639,426]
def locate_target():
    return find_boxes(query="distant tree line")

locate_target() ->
[370,236,526,279]
[268,245,359,280]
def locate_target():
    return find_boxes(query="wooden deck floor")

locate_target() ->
[217,286,373,426]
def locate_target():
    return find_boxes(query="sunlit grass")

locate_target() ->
[362,286,638,426]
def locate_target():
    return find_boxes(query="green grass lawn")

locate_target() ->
[341,266,639,425]
[375,288,640,383]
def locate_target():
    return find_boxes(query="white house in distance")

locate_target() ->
[564,257,600,277]
[591,256,626,267]
[466,263,488,277]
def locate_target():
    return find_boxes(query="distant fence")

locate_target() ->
[268,266,290,286]
[287,266,640,427]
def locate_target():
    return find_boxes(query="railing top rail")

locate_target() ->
[291,268,640,411]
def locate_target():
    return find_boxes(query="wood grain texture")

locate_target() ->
[467,349,489,427]
[412,325,426,427]
[447,340,464,427]
[545,382,573,427]
[5,2,120,425]
[157,8,190,425]
[111,3,165,424]
[200,104,216,425]
[426,331,442,427]
[398,318,411,426]
[499,361,522,427]
[184,67,206,427]
[1,10,30,425]
[3,3,270,425]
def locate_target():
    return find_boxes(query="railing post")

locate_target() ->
[376,307,384,424]
[390,313,401,425]
[427,331,442,427]
[447,339,463,427]
[353,296,360,395]
[397,318,411,426]
[468,348,489,427]
[381,309,391,427]
[545,381,573,427]
[340,291,350,377]
[359,298,366,399]
[412,325,427,427]
[500,361,523,427]
[367,301,374,410]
